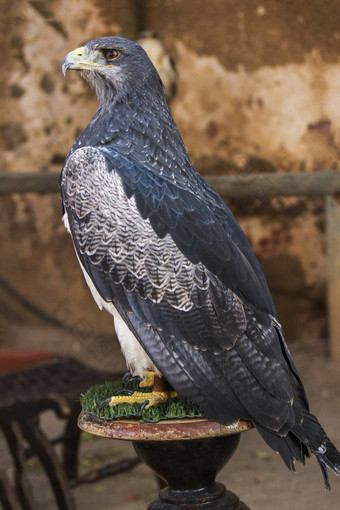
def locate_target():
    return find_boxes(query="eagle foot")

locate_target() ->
[138,370,157,388]
[105,390,178,410]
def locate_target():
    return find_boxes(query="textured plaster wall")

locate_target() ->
[173,44,340,169]
[1,0,339,345]
[0,0,118,334]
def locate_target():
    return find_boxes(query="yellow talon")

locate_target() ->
[108,390,178,409]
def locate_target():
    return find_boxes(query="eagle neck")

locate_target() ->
[72,86,194,179]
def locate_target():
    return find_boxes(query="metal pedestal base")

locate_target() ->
[134,435,250,509]
[78,412,252,510]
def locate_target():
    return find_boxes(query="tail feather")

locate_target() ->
[313,438,340,490]
[257,425,299,471]
[292,412,340,480]
[315,455,331,491]
[285,433,309,466]
[256,411,340,490]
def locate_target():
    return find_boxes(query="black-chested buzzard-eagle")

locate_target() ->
[61,37,340,488]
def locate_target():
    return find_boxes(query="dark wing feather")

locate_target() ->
[100,146,276,318]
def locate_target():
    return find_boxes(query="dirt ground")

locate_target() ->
[1,325,340,509]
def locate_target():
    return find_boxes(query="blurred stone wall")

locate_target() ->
[1,0,339,346]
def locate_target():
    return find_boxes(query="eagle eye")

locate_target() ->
[103,49,120,60]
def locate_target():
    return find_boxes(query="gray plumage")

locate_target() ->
[61,37,340,488]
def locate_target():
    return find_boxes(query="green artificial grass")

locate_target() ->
[80,378,204,423]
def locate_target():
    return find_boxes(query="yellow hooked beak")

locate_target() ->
[62,46,115,75]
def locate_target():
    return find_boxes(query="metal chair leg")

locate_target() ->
[0,469,20,510]
[19,419,76,510]
[62,401,82,484]
[0,421,35,510]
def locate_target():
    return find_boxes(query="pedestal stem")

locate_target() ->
[133,435,251,509]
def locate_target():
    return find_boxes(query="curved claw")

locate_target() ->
[122,372,142,387]
[122,371,133,383]
[126,376,143,387]
[99,397,112,408]
[115,389,135,396]
[140,400,150,412]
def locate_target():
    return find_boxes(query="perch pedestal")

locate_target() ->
[78,412,252,509]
